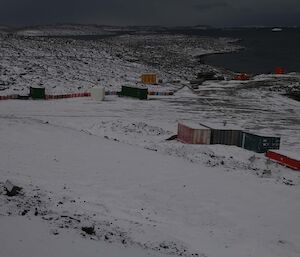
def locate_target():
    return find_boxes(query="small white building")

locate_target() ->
[90,87,105,101]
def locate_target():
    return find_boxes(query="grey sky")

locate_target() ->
[0,0,299,27]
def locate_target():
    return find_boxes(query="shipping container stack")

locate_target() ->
[177,122,281,154]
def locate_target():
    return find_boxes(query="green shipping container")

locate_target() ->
[120,86,148,100]
[30,87,45,99]
[241,132,280,153]
[210,129,243,147]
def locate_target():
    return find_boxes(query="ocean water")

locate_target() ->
[185,27,300,74]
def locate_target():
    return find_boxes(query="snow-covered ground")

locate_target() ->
[0,30,238,96]
[1,87,300,257]
[0,33,173,95]
[0,216,172,257]
[1,28,300,257]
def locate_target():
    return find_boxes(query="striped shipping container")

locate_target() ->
[44,92,91,100]
[0,95,19,100]
[177,123,211,144]
[210,129,243,147]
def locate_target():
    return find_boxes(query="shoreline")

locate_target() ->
[196,50,240,75]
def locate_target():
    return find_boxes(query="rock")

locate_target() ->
[165,135,177,141]
[21,210,29,216]
[81,226,95,235]
[282,177,295,186]
[4,180,22,197]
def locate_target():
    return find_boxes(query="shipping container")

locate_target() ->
[275,67,284,75]
[210,129,243,147]
[241,132,280,153]
[29,87,45,99]
[233,73,251,81]
[90,87,105,101]
[141,74,157,85]
[266,150,300,170]
[177,122,211,144]
[120,86,148,100]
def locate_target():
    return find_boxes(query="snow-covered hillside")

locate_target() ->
[0,27,300,257]
[0,30,238,96]
[0,33,169,95]
[1,90,300,257]
[16,24,117,36]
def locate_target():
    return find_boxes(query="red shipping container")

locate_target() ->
[275,67,284,75]
[177,122,211,144]
[233,73,251,81]
[266,150,300,171]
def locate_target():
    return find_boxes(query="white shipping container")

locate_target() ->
[90,87,105,101]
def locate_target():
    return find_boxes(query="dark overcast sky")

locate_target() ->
[1,0,300,27]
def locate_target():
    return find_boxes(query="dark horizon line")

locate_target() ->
[1,22,299,30]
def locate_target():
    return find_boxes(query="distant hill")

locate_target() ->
[15,24,118,36]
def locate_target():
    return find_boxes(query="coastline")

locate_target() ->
[196,50,241,75]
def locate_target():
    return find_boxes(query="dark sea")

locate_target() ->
[170,27,300,74]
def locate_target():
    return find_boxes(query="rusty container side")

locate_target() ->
[177,123,194,144]
[178,123,211,144]
[192,129,211,144]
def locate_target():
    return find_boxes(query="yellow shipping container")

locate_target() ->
[141,74,157,84]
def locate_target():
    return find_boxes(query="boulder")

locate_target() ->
[4,180,22,196]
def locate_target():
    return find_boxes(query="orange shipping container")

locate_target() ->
[141,74,157,84]
[177,122,211,144]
